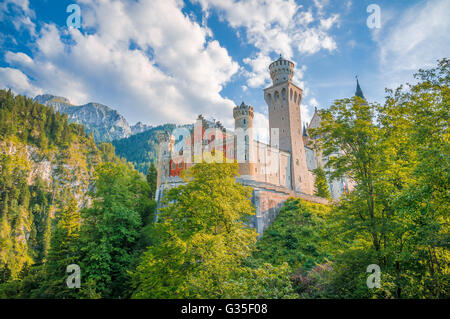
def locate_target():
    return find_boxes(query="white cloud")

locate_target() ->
[243,53,272,88]
[36,24,64,57]
[0,0,35,35]
[0,0,240,127]
[300,97,319,125]
[320,14,339,30]
[194,0,339,88]
[376,0,450,86]
[0,67,41,97]
[296,28,337,54]
[313,0,329,16]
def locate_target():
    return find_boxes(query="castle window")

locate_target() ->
[296,159,299,166]
[274,91,279,100]
[243,119,246,125]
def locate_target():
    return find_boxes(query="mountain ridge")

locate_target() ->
[34,94,153,142]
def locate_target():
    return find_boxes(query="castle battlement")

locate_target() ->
[269,55,294,85]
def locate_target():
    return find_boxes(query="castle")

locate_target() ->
[155,56,358,235]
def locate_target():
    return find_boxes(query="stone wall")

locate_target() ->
[238,178,329,236]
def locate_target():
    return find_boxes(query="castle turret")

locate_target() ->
[264,56,313,194]
[233,102,254,178]
[269,55,294,85]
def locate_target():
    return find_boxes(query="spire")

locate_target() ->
[303,123,308,137]
[355,76,366,99]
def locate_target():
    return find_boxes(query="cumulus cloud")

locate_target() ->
[0,0,341,128]
[0,0,239,126]
[0,67,41,96]
[193,0,339,88]
[0,0,35,35]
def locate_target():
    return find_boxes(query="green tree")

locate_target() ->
[310,59,449,298]
[146,162,158,200]
[132,163,259,298]
[39,198,81,298]
[313,166,331,199]
[80,162,150,298]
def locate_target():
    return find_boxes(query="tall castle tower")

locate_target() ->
[264,56,313,194]
[233,102,254,178]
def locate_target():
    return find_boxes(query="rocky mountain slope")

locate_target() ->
[34,94,152,142]
[0,90,124,279]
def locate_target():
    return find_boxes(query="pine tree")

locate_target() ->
[41,198,81,298]
[313,166,331,199]
[80,162,148,298]
[146,162,158,199]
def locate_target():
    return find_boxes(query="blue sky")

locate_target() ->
[0,0,449,133]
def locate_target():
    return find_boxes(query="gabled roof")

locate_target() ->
[307,106,321,131]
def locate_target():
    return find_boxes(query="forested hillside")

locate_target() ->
[0,90,154,297]
[112,123,176,173]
